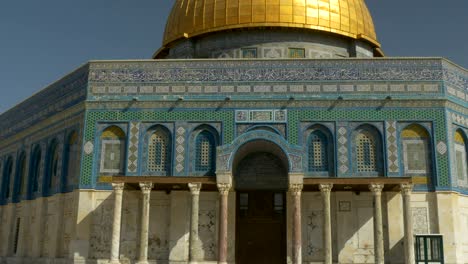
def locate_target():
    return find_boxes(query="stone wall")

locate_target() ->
[0,192,77,264]
[1,190,468,263]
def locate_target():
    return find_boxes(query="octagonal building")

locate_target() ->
[0,1,467,263]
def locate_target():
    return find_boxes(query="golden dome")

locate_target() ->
[163,0,380,48]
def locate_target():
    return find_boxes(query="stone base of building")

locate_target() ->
[1,190,468,263]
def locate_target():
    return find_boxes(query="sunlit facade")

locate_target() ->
[0,1,467,263]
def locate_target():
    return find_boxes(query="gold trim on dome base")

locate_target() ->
[162,0,380,49]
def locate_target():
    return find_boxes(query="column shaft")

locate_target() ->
[217,183,231,264]
[137,182,153,264]
[401,183,415,264]
[189,183,202,263]
[110,183,125,264]
[319,183,333,264]
[290,184,303,264]
[369,183,385,264]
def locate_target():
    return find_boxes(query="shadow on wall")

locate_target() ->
[325,191,436,264]
[78,189,219,264]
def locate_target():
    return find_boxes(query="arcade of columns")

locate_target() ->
[108,181,415,264]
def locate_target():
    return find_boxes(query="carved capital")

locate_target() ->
[112,182,125,191]
[217,183,231,196]
[319,183,333,193]
[400,183,413,195]
[139,182,154,193]
[289,183,303,196]
[369,183,384,195]
[188,183,202,195]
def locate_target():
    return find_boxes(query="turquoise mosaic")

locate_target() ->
[81,110,234,187]
[288,108,449,186]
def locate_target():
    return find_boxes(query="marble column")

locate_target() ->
[369,183,385,264]
[188,183,202,263]
[290,183,303,264]
[110,183,125,264]
[137,182,153,264]
[319,183,333,264]
[217,183,231,264]
[401,183,415,264]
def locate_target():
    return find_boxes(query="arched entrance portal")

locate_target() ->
[233,140,288,264]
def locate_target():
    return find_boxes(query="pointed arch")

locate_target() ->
[147,125,172,175]
[353,124,384,175]
[63,131,80,190]
[401,124,432,175]
[45,139,61,195]
[454,129,468,184]
[307,125,334,176]
[100,126,126,174]
[191,125,219,176]
[29,145,42,195]
[2,156,14,200]
[15,151,27,199]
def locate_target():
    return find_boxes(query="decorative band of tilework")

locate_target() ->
[88,59,466,89]
[235,110,287,123]
[386,121,399,174]
[127,122,140,173]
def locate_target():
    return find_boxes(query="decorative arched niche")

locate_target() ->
[216,130,304,186]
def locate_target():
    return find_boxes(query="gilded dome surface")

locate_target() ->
[163,0,380,48]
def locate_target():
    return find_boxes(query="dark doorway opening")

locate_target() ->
[234,149,288,264]
[236,191,286,264]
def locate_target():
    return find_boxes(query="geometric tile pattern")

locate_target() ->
[386,121,399,173]
[337,124,349,174]
[127,122,140,173]
[451,112,468,126]
[175,126,186,173]
[290,108,448,186]
[437,141,447,155]
[412,207,429,234]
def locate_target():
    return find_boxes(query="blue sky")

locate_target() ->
[0,0,467,113]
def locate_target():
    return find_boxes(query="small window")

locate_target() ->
[30,147,42,193]
[65,132,79,187]
[100,126,126,174]
[148,131,170,172]
[403,139,428,173]
[3,158,13,199]
[195,131,215,173]
[454,130,468,184]
[415,235,444,263]
[14,218,21,254]
[17,154,27,196]
[101,140,125,173]
[356,132,377,172]
[308,131,329,172]
[288,48,305,58]
[49,145,60,190]
[401,124,431,175]
[242,48,257,58]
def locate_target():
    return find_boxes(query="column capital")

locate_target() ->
[188,183,202,195]
[217,183,231,195]
[112,182,125,191]
[369,183,384,194]
[319,183,333,193]
[139,182,153,193]
[289,183,303,196]
[400,183,413,195]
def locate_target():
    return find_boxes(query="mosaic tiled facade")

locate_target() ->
[1,1,468,262]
